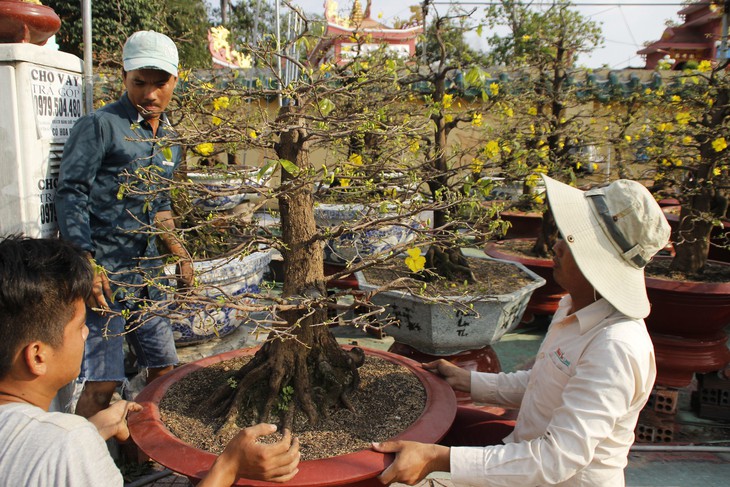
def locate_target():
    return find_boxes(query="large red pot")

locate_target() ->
[484,238,566,319]
[0,0,61,45]
[645,256,730,387]
[129,346,457,487]
[499,210,543,239]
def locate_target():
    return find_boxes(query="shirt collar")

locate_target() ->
[556,295,618,334]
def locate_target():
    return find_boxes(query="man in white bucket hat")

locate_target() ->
[374,175,671,486]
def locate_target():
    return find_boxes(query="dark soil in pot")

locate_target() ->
[159,355,426,461]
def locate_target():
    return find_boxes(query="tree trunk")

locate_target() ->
[203,105,364,432]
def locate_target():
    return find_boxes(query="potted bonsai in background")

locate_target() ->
[639,59,730,388]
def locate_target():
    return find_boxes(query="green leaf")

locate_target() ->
[279,159,300,177]
[318,98,336,117]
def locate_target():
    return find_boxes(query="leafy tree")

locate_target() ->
[477,0,604,256]
[51,0,210,68]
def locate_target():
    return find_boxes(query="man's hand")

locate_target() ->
[86,254,112,310]
[176,258,195,292]
[422,359,471,393]
[88,400,142,441]
[199,424,300,486]
[373,440,450,485]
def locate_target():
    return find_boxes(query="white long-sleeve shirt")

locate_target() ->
[450,295,656,486]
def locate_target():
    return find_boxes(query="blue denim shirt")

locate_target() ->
[56,93,182,299]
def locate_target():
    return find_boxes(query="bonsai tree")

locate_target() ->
[477,0,605,256]
[641,60,730,274]
[116,1,508,437]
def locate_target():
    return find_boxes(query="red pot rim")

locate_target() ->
[645,256,730,295]
[485,238,554,267]
[129,346,457,486]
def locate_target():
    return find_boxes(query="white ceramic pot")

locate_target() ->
[355,250,545,354]
[164,250,272,346]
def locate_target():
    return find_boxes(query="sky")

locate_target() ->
[289,0,687,69]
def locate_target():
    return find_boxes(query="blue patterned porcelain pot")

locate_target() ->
[314,202,431,265]
[164,250,272,346]
[186,166,273,211]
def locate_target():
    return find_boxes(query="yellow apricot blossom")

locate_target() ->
[675,112,691,125]
[405,247,426,273]
[213,96,230,111]
[489,83,499,96]
[472,113,483,127]
[348,153,363,165]
[528,107,537,116]
[442,93,453,109]
[484,140,500,159]
[195,143,214,156]
[713,137,728,152]
[698,60,712,72]
[248,129,258,139]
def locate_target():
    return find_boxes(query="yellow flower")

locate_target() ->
[489,83,499,96]
[644,88,652,95]
[319,62,333,73]
[698,60,712,73]
[713,167,722,176]
[195,143,214,156]
[213,96,230,111]
[405,247,426,273]
[212,116,222,126]
[445,114,454,123]
[624,135,632,142]
[472,113,483,127]
[528,107,537,116]
[521,34,531,42]
[339,178,351,187]
[348,153,363,166]
[409,141,420,153]
[712,137,727,152]
[592,163,599,171]
[504,107,514,117]
[682,136,693,145]
[675,112,691,125]
[201,82,214,91]
[248,129,258,139]
[471,157,484,173]
[484,140,500,159]
[442,93,453,109]
[657,122,673,132]
[671,95,682,103]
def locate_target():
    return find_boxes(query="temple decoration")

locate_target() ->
[208,25,252,69]
[310,0,423,65]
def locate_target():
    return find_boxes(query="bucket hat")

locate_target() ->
[123,31,178,77]
[542,175,670,319]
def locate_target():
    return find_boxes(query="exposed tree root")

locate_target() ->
[202,323,365,433]
[423,245,476,283]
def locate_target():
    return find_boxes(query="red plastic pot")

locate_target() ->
[645,256,730,387]
[499,210,543,239]
[0,0,61,45]
[129,346,457,487]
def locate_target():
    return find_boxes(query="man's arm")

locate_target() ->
[198,424,300,486]
[88,400,142,441]
[155,210,194,289]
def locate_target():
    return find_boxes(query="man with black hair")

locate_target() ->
[0,236,300,486]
